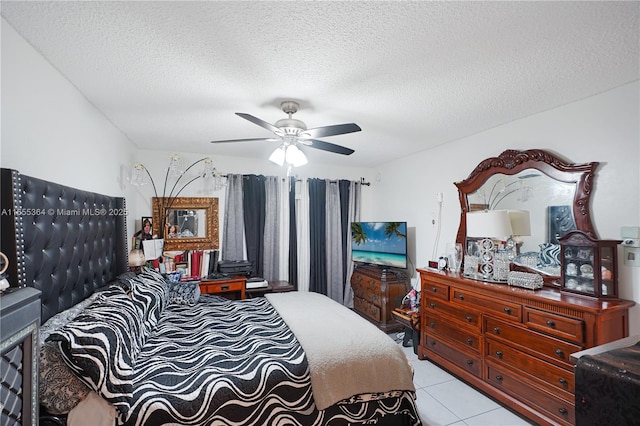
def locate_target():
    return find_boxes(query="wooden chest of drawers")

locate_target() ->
[418,268,634,426]
[351,266,410,332]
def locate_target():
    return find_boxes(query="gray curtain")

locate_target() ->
[222,174,244,260]
[308,179,327,294]
[263,176,280,281]
[343,181,361,307]
[325,180,343,303]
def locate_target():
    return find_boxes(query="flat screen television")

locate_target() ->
[350,221,408,269]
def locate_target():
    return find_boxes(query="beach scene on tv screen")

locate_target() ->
[351,222,407,268]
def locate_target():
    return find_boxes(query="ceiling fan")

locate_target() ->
[210,101,361,161]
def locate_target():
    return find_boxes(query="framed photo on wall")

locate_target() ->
[141,216,153,237]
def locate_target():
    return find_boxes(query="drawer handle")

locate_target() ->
[432,286,438,292]
[555,349,565,358]
[503,307,511,314]
[495,351,503,359]
[429,322,436,328]
[466,315,473,322]
[559,408,568,416]
[466,338,473,346]
[458,294,465,301]
[546,319,556,328]
[430,303,436,309]
[466,360,473,366]
[559,378,568,386]
[495,375,503,383]
[493,327,501,334]
[221,286,229,291]
[430,340,437,347]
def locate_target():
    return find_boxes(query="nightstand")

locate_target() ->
[199,276,246,300]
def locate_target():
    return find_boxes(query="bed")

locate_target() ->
[0,168,421,426]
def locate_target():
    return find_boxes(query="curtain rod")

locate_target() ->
[222,174,371,186]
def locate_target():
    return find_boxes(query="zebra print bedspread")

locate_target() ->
[125,295,420,426]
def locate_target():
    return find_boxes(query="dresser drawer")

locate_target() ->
[524,308,584,344]
[487,363,574,426]
[424,298,481,330]
[451,289,522,322]
[351,275,382,304]
[422,279,449,301]
[486,339,574,395]
[485,316,582,369]
[354,296,381,322]
[424,335,482,378]
[199,280,245,299]
[425,315,481,352]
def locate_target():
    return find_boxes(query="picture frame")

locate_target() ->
[141,216,153,236]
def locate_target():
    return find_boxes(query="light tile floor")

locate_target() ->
[391,332,536,426]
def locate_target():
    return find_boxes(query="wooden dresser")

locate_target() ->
[351,266,410,332]
[417,267,634,426]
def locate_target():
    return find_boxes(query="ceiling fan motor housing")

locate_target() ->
[276,101,307,135]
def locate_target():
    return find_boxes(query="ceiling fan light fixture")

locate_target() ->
[269,146,286,166]
[285,144,308,167]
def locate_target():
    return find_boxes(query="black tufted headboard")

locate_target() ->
[1,168,128,323]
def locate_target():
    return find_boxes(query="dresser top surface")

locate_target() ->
[417,267,635,312]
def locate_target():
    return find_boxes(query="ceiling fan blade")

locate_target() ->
[300,123,361,139]
[301,139,355,155]
[236,113,282,135]
[211,138,278,144]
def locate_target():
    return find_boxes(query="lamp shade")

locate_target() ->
[269,146,286,166]
[466,210,513,238]
[128,249,146,267]
[285,144,308,167]
[507,210,531,236]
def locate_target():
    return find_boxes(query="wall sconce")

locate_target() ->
[467,209,513,280]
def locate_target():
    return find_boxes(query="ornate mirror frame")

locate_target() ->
[455,149,598,282]
[152,197,219,251]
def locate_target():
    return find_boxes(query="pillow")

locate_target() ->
[39,341,91,414]
[167,281,201,306]
[538,243,561,267]
[47,291,145,421]
[129,268,169,334]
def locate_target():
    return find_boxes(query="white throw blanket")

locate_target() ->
[266,291,415,410]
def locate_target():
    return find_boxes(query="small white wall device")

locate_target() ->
[621,226,640,267]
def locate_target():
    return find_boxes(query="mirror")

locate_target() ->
[152,197,219,251]
[455,149,598,285]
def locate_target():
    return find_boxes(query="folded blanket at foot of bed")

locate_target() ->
[266,291,416,410]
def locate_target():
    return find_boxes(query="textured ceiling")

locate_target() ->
[2,1,638,168]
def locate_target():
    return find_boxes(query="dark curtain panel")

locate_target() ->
[242,174,266,277]
[308,178,327,294]
[339,180,351,288]
[288,177,298,289]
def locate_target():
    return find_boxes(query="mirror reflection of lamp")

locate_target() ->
[506,210,531,260]
[466,210,513,280]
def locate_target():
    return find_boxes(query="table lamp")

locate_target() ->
[466,210,513,280]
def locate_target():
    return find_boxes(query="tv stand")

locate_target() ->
[350,266,410,332]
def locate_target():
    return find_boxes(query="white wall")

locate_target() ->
[1,18,138,237]
[371,81,640,335]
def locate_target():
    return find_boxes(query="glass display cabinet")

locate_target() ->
[559,230,620,298]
